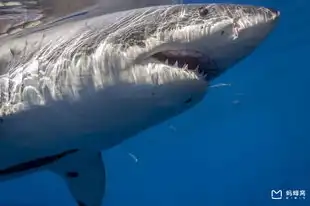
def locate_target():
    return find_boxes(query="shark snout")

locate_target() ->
[268,7,280,20]
[235,6,280,36]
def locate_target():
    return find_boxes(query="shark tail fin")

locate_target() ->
[49,150,106,206]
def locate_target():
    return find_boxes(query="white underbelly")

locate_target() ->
[0,81,207,174]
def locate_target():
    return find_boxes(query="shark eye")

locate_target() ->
[198,7,209,16]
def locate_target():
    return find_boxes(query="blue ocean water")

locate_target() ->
[0,0,309,206]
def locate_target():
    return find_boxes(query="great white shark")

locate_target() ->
[0,3,279,206]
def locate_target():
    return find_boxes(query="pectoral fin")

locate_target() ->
[49,150,105,206]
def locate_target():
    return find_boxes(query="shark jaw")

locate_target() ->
[146,49,217,80]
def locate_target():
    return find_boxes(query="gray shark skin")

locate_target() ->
[0,0,183,35]
[0,3,279,206]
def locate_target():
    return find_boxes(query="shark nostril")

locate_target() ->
[198,7,209,16]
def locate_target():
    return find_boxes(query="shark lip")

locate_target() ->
[150,49,219,81]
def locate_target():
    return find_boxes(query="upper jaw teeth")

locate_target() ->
[163,50,203,58]
[195,65,200,72]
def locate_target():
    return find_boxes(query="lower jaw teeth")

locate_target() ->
[181,64,206,77]
[164,59,200,71]
[153,57,207,79]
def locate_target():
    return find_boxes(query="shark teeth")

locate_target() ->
[181,64,205,77]
[163,50,203,58]
[150,50,210,79]
[194,65,200,72]
[161,58,205,77]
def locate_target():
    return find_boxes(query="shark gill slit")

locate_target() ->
[0,149,79,175]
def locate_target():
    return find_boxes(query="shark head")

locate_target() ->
[101,4,279,84]
[64,3,279,148]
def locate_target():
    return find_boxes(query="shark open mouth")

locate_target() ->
[151,50,219,80]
